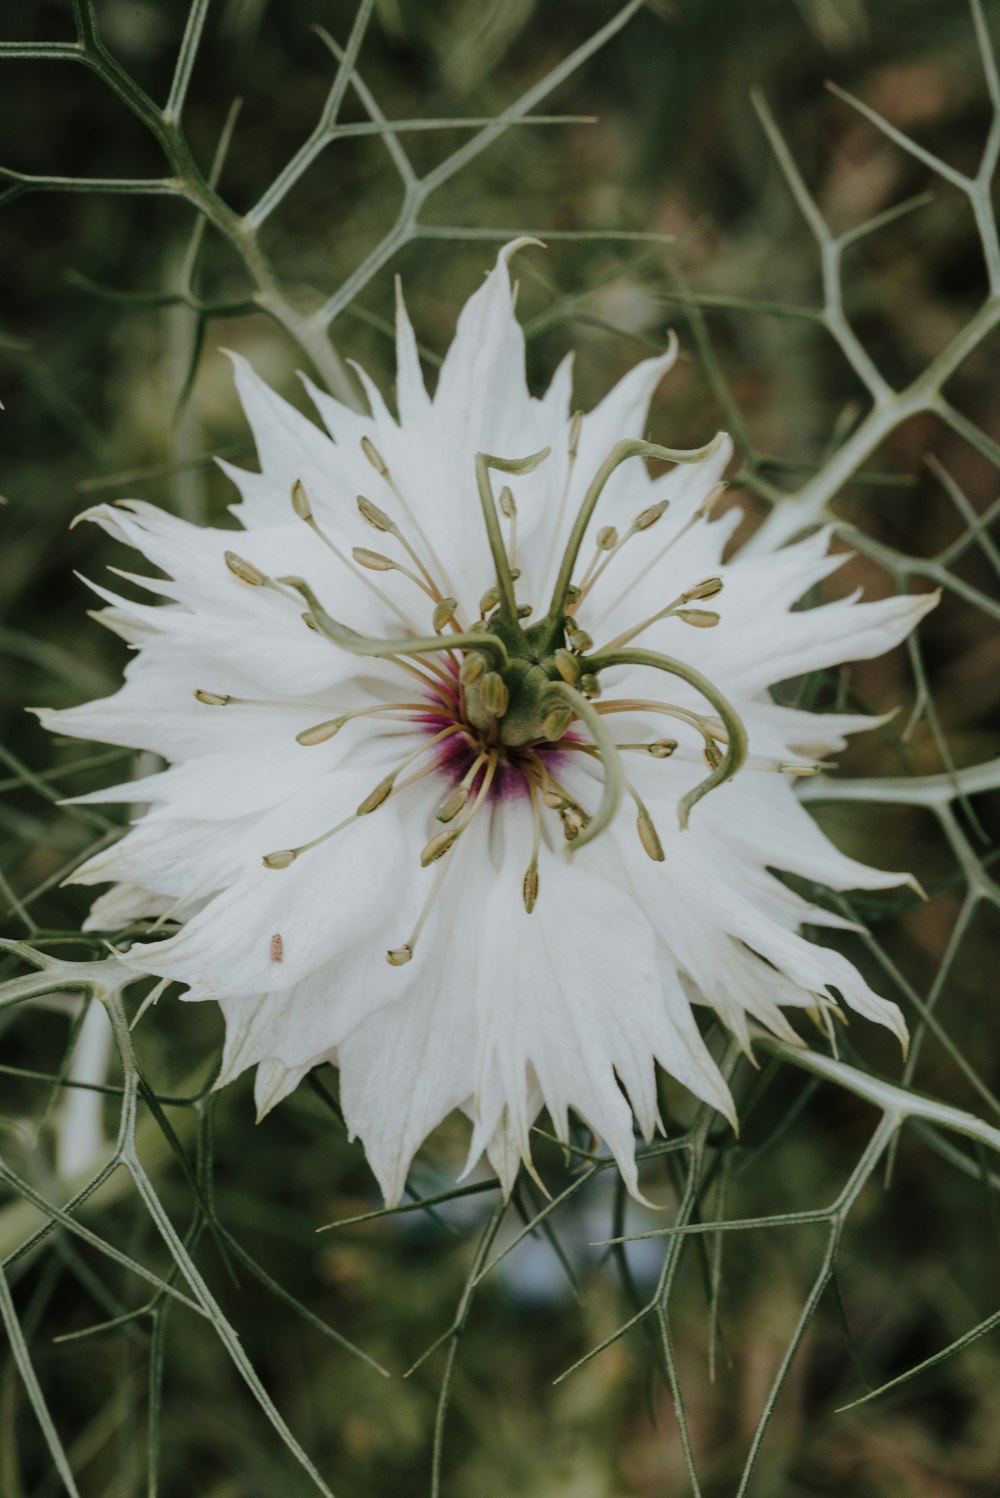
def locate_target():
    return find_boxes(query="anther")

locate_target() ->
[523,865,539,913]
[386,945,412,967]
[420,826,461,867]
[541,701,574,741]
[517,604,533,619]
[568,410,583,460]
[479,672,509,717]
[460,652,486,686]
[553,648,581,685]
[479,584,500,616]
[353,547,396,573]
[597,526,617,551]
[676,608,720,628]
[194,690,231,706]
[358,495,392,532]
[436,784,470,823]
[296,718,344,746]
[683,576,723,601]
[649,738,678,758]
[579,673,601,698]
[636,808,665,862]
[565,622,592,653]
[433,597,458,632]
[498,486,516,519]
[780,761,823,777]
[361,435,389,477]
[263,848,297,870]
[290,479,312,522]
[225,551,267,587]
[697,480,727,519]
[634,498,669,531]
[357,776,395,815]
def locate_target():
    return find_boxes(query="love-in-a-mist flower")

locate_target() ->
[41,241,936,1203]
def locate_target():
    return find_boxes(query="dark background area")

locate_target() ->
[1,1,1000,1494]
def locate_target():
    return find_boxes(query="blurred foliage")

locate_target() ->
[2,1,1000,1495]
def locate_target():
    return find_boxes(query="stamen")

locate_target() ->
[194,690,339,711]
[290,481,419,634]
[357,494,446,603]
[593,481,728,630]
[542,425,724,645]
[435,753,487,823]
[360,437,463,615]
[523,779,543,913]
[578,526,618,594]
[263,754,458,874]
[296,702,433,746]
[498,485,518,571]
[433,597,458,632]
[356,725,464,816]
[386,857,453,967]
[419,753,498,866]
[352,545,438,601]
[597,577,724,653]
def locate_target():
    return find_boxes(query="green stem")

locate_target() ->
[550,682,625,851]
[542,434,724,645]
[584,646,748,827]
[474,448,550,626]
[284,577,509,667]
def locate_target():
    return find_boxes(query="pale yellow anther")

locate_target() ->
[433,597,458,632]
[479,584,500,616]
[361,435,388,476]
[290,479,313,522]
[648,738,678,758]
[263,848,297,870]
[479,672,509,717]
[568,409,583,460]
[353,547,396,573]
[460,652,487,686]
[683,575,723,602]
[676,608,720,628]
[579,673,601,698]
[597,526,618,550]
[420,826,461,866]
[296,718,344,746]
[498,485,516,519]
[553,648,581,685]
[565,622,593,653]
[541,703,574,742]
[522,865,539,914]
[358,495,392,532]
[637,810,665,862]
[436,784,470,823]
[357,776,395,815]
[225,550,267,587]
[194,690,231,706]
[386,945,413,967]
[634,499,669,532]
[696,480,727,519]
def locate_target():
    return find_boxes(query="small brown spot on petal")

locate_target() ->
[270,933,284,963]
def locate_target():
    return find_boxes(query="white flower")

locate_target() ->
[40,241,936,1204]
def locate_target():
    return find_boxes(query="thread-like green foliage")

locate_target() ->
[2,2,1000,1494]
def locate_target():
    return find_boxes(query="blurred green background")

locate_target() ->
[2,1,1000,1494]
